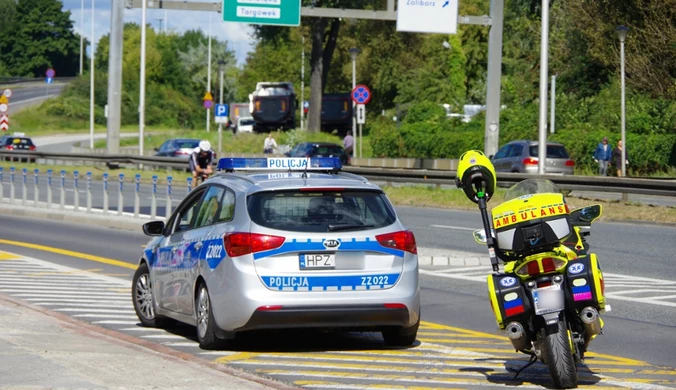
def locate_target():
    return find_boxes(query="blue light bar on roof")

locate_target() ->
[217,157,342,171]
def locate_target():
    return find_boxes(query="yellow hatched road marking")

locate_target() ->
[417,330,510,339]
[215,352,260,362]
[421,321,507,340]
[294,381,465,390]
[418,337,510,346]
[0,239,136,269]
[0,251,20,260]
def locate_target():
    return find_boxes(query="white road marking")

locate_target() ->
[72,314,138,319]
[24,298,130,304]
[35,302,132,309]
[7,292,129,298]
[430,224,478,231]
[93,321,141,325]
[141,334,186,340]
[55,308,133,314]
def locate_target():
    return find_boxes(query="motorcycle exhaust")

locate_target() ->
[580,306,602,348]
[505,321,530,351]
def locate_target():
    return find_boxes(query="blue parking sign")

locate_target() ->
[215,104,229,117]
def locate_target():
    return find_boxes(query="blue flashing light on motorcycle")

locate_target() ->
[457,150,610,389]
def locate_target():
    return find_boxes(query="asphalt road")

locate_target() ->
[4,84,65,115]
[1,209,676,372]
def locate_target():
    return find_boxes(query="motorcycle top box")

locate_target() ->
[491,192,573,256]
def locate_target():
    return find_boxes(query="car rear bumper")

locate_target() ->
[524,166,574,175]
[236,304,411,332]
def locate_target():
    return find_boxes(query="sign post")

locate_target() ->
[351,85,372,159]
[203,91,213,132]
[223,0,301,27]
[396,0,459,34]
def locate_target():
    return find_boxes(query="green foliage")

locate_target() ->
[2,0,81,77]
[403,102,447,124]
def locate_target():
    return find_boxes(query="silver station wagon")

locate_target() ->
[132,157,420,349]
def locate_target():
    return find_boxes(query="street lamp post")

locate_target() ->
[139,0,147,156]
[89,0,95,149]
[206,13,212,133]
[616,25,629,178]
[80,0,84,75]
[349,47,360,158]
[217,59,225,155]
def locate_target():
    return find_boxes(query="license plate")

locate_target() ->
[299,254,335,270]
[532,284,564,315]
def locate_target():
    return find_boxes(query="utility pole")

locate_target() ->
[537,0,550,174]
[79,0,84,75]
[483,0,505,157]
[550,75,556,134]
[218,60,224,155]
[206,14,212,133]
[89,0,95,149]
[300,36,305,131]
[139,0,147,156]
[106,0,123,154]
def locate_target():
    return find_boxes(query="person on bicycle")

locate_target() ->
[189,140,214,188]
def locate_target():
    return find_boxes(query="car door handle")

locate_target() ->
[194,242,203,250]
[171,246,178,253]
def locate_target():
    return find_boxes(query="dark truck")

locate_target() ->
[228,103,251,133]
[250,82,296,132]
[321,93,353,136]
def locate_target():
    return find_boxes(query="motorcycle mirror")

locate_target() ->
[473,229,489,244]
[571,204,603,225]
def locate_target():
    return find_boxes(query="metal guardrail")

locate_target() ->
[2,150,675,197]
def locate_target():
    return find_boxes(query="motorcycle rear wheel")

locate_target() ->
[543,315,578,389]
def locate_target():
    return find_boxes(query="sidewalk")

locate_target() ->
[0,295,286,390]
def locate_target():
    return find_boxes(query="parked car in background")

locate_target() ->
[0,133,36,163]
[237,117,255,133]
[285,142,349,166]
[154,138,201,159]
[490,140,575,175]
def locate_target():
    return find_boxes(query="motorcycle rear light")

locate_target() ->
[527,261,540,276]
[223,233,285,257]
[565,160,575,167]
[256,305,283,311]
[383,303,407,309]
[376,230,417,254]
[541,257,556,273]
[523,157,538,165]
[538,280,553,288]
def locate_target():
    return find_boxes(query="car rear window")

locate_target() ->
[529,145,569,159]
[176,140,199,149]
[4,138,34,146]
[247,190,396,232]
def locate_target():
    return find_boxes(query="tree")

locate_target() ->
[6,0,80,77]
[0,0,18,75]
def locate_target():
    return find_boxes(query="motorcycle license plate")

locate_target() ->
[532,284,564,315]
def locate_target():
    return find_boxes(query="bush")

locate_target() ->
[403,101,447,124]
[369,117,404,158]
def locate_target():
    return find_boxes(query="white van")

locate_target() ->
[237,117,255,133]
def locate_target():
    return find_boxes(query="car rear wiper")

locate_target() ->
[328,224,374,232]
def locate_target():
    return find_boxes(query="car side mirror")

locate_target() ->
[153,147,159,152]
[489,155,494,159]
[143,220,165,236]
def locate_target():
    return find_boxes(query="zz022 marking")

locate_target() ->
[362,275,389,286]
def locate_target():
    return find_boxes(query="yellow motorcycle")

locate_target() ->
[455,150,610,389]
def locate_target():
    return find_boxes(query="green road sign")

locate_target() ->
[223,0,301,27]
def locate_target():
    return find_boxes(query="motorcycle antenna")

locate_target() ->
[473,179,500,273]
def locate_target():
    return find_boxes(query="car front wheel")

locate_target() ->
[132,262,172,328]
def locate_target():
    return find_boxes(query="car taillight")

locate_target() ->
[29,145,36,151]
[174,150,189,156]
[376,230,417,254]
[523,157,538,165]
[565,160,575,166]
[223,233,285,257]
[6,145,13,150]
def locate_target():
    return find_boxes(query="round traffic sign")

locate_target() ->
[3,89,12,98]
[46,68,56,78]
[351,85,371,105]
[0,103,7,113]
[203,100,213,109]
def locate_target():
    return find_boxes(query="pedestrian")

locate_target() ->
[612,139,629,177]
[263,133,277,154]
[343,130,354,157]
[593,137,612,176]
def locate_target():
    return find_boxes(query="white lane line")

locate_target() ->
[34,302,132,309]
[10,293,129,299]
[0,284,127,291]
[162,342,201,348]
[604,293,676,307]
[55,308,133,314]
[25,298,130,304]
[141,334,185,340]
[430,224,478,231]
[118,327,162,331]
[603,272,676,284]
[0,279,124,286]
[199,351,240,356]
[419,269,484,282]
[72,314,138,319]
[93,321,141,325]
[434,266,492,273]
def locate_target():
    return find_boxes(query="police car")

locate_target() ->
[132,157,420,349]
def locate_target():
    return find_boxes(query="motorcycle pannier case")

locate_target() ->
[565,254,606,311]
[487,274,532,329]
[491,193,572,255]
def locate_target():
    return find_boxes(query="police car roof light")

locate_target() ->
[217,157,342,172]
